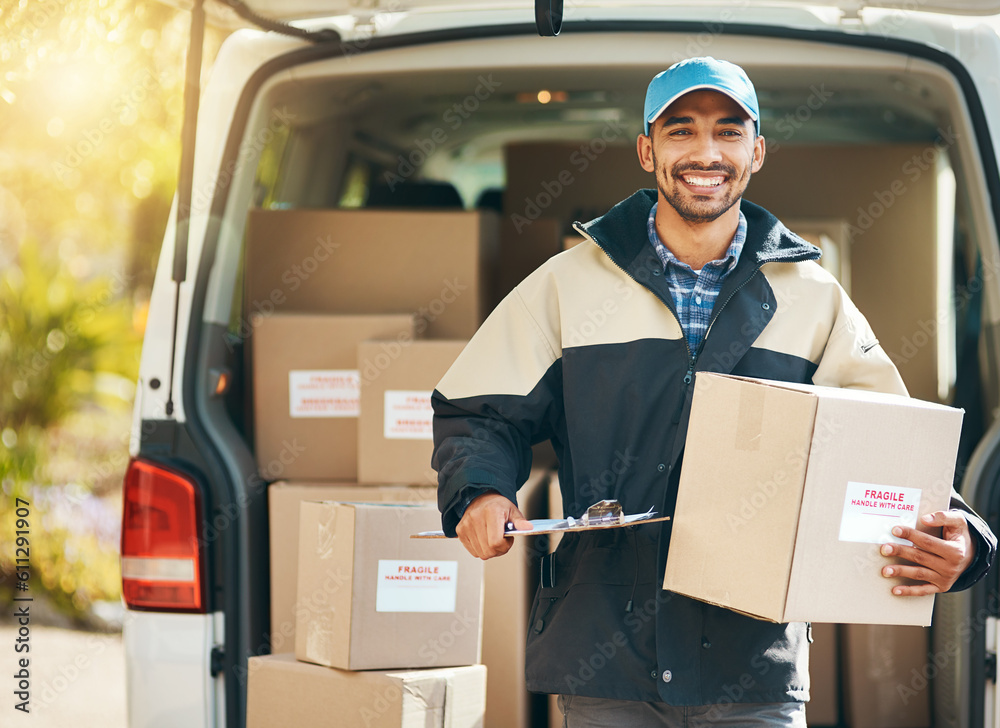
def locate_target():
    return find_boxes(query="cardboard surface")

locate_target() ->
[253,313,415,481]
[246,209,499,339]
[503,141,649,235]
[749,145,943,402]
[841,625,931,728]
[295,502,484,670]
[664,373,962,625]
[246,653,487,728]
[808,623,840,726]
[267,481,437,650]
[783,218,852,295]
[495,217,563,306]
[357,340,468,485]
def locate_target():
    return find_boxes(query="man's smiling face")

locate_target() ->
[640,89,765,223]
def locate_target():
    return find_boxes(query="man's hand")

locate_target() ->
[881,510,976,596]
[456,491,533,560]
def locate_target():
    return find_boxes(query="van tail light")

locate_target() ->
[121,458,205,612]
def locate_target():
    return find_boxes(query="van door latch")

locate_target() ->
[210,645,225,677]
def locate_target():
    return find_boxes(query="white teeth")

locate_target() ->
[683,176,724,187]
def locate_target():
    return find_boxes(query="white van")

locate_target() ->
[122,2,1000,726]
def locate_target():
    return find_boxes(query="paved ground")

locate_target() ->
[0,625,125,727]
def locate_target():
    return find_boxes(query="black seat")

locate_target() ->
[366,179,464,209]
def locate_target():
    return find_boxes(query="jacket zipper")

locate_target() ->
[688,264,764,375]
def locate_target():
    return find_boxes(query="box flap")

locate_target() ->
[294,502,355,668]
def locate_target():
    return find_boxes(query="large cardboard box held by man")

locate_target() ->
[247,654,486,728]
[245,209,499,339]
[663,373,962,626]
[295,501,484,670]
[357,339,468,485]
[252,313,415,481]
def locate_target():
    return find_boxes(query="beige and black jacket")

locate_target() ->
[431,188,995,706]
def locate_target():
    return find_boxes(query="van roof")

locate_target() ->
[159,0,1000,27]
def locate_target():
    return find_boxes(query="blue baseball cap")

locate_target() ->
[643,57,760,135]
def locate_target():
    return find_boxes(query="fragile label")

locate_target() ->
[375,560,458,613]
[384,390,434,440]
[838,482,921,545]
[288,370,360,418]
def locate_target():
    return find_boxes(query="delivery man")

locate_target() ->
[431,57,996,727]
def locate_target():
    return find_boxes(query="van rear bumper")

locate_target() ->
[124,610,225,728]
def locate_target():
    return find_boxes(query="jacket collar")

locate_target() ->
[575,188,821,272]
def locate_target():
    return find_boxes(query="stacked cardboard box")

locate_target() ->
[249,208,560,726]
[245,208,499,340]
[248,500,487,727]
[265,472,553,728]
[248,654,487,728]
[253,314,417,481]
[294,501,484,670]
[357,339,469,486]
[267,482,438,652]
[247,208,498,483]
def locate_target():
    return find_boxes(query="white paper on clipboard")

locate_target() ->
[411,509,670,538]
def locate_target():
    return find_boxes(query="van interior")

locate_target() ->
[219,31,1000,728]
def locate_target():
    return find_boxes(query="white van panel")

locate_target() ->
[138,31,307,424]
[124,610,223,728]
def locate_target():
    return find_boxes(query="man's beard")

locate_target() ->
[652,150,751,223]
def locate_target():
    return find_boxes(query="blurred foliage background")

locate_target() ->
[0,0,226,624]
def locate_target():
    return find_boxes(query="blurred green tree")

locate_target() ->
[0,0,228,622]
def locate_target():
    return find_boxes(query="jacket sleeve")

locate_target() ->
[432,284,563,536]
[813,284,996,591]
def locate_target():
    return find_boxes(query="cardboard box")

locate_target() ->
[357,340,468,485]
[841,624,931,728]
[494,217,563,305]
[782,218,852,295]
[481,469,551,728]
[808,623,840,726]
[246,209,499,339]
[503,141,650,235]
[267,481,437,649]
[247,653,486,728]
[663,373,961,626]
[252,313,414,481]
[750,145,944,402]
[295,501,484,670]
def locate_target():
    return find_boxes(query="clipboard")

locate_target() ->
[411,502,670,539]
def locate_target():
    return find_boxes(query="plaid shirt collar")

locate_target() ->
[646,202,746,275]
